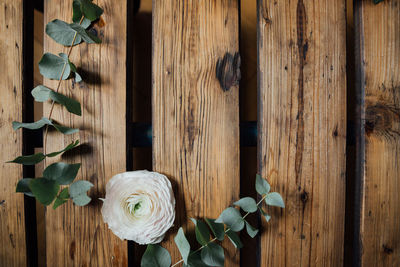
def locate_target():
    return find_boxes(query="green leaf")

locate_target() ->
[190,218,210,246]
[8,153,46,165]
[8,140,79,165]
[265,192,285,208]
[46,140,80,157]
[76,0,103,21]
[234,197,258,213]
[200,243,224,267]
[215,207,244,232]
[374,0,384,4]
[16,178,34,197]
[12,117,51,130]
[245,221,258,238]
[69,180,93,206]
[225,229,243,249]
[29,178,59,205]
[39,53,71,80]
[12,117,78,135]
[43,162,81,185]
[140,244,171,267]
[70,23,101,43]
[46,19,81,46]
[53,188,70,209]
[258,207,271,222]
[183,253,208,267]
[32,85,82,115]
[256,174,270,195]
[204,218,225,241]
[174,227,190,264]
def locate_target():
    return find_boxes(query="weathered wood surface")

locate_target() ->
[0,0,27,266]
[44,0,128,266]
[153,0,240,265]
[355,0,400,266]
[257,0,347,266]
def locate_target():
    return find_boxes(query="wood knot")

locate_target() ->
[216,52,241,92]
[300,190,308,204]
[382,244,394,254]
[365,103,400,138]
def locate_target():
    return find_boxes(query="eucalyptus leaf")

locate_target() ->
[234,197,258,213]
[190,218,210,246]
[8,153,46,165]
[265,192,285,208]
[215,207,244,232]
[46,19,81,46]
[16,178,34,197]
[53,188,70,209]
[43,162,81,185]
[29,178,60,206]
[256,174,270,195]
[12,117,78,135]
[12,117,51,130]
[245,221,259,238]
[69,180,93,206]
[258,207,271,222]
[374,0,383,3]
[140,244,171,267]
[174,227,190,264]
[32,85,82,116]
[75,0,103,21]
[225,229,243,248]
[7,140,79,165]
[70,23,101,43]
[183,252,208,267]
[46,140,80,157]
[200,243,224,267]
[39,53,71,80]
[204,218,225,241]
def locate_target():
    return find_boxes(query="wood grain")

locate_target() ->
[44,0,127,266]
[153,1,240,265]
[0,0,27,266]
[257,0,347,266]
[355,0,400,266]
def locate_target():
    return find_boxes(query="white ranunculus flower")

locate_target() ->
[101,170,175,244]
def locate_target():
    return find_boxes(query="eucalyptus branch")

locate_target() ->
[141,175,284,267]
[11,0,104,209]
[43,16,84,155]
[170,194,268,267]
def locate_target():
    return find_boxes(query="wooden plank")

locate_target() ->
[0,0,27,266]
[355,0,400,266]
[44,0,128,266]
[153,1,240,265]
[257,0,347,266]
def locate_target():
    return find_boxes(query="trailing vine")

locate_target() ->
[140,174,285,267]
[8,0,103,209]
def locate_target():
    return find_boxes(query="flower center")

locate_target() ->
[125,194,152,218]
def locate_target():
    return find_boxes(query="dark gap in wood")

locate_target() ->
[344,1,364,266]
[239,0,258,265]
[22,0,38,266]
[128,0,152,266]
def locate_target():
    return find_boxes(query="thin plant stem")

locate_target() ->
[170,194,268,267]
[43,16,84,155]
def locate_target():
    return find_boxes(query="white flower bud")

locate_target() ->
[101,170,175,244]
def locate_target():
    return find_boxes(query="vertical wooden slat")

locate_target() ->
[153,1,240,265]
[257,0,347,266]
[355,0,400,266]
[44,0,127,266]
[0,0,27,266]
